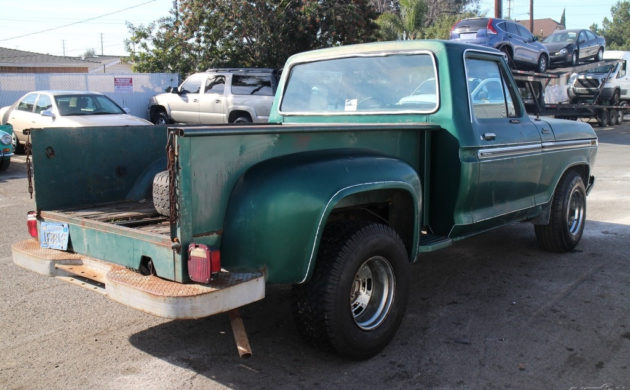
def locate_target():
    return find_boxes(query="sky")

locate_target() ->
[0,0,622,58]
[476,0,619,29]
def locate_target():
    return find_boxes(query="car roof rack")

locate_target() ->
[205,68,275,73]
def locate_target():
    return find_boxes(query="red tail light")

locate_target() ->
[27,211,38,239]
[187,243,221,284]
[487,18,498,34]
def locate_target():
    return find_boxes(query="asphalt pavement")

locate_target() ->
[1,122,629,389]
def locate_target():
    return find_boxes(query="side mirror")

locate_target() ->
[41,109,55,119]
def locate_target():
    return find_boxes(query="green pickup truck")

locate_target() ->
[13,40,597,359]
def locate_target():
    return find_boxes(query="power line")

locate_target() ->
[0,0,156,42]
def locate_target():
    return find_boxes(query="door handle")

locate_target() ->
[215,99,221,104]
[193,99,199,103]
[482,132,496,141]
[541,127,551,134]
[509,119,520,124]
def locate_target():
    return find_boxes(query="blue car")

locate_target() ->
[450,17,550,73]
[0,124,13,171]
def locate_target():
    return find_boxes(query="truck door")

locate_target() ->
[465,54,543,223]
[169,75,203,123]
[199,75,227,124]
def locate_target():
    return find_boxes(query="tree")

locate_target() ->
[560,8,566,27]
[422,11,476,39]
[591,1,630,50]
[376,0,428,40]
[126,0,378,76]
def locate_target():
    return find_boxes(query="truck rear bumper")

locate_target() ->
[12,239,265,319]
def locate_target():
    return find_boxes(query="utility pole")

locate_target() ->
[494,0,502,18]
[62,40,66,56]
[100,33,104,56]
[529,0,534,32]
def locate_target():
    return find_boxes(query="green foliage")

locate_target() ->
[126,0,378,77]
[592,1,630,50]
[376,0,427,40]
[421,12,476,39]
[560,8,566,27]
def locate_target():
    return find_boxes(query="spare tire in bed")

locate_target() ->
[152,170,170,216]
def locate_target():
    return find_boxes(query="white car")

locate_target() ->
[0,91,151,152]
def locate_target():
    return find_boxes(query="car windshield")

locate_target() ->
[55,94,125,116]
[280,53,438,113]
[589,64,617,74]
[543,31,577,43]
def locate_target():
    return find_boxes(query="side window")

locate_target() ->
[17,93,37,112]
[517,25,533,41]
[205,76,225,94]
[618,61,627,78]
[585,31,596,40]
[578,32,587,43]
[35,95,52,114]
[506,22,519,35]
[466,57,520,119]
[231,75,273,96]
[179,76,202,94]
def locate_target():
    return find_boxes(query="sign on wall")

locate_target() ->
[114,77,133,93]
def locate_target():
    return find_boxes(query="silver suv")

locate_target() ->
[148,68,278,124]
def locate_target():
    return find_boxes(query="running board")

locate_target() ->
[419,234,452,252]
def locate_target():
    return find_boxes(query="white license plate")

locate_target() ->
[40,222,69,250]
[460,33,478,39]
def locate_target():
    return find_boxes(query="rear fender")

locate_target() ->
[221,149,421,284]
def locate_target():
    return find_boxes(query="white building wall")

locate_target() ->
[0,73,179,120]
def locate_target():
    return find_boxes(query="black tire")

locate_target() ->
[596,47,604,62]
[620,101,629,122]
[536,54,548,73]
[500,47,514,68]
[151,110,169,125]
[152,170,170,216]
[610,90,620,106]
[0,157,9,171]
[232,115,252,124]
[292,222,410,360]
[535,171,587,252]
[611,109,620,125]
[596,109,609,127]
[11,132,23,154]
[570,51,578,66]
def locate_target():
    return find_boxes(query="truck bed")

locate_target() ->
[55,200,170,235]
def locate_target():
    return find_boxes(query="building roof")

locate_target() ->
[0,47,132,73]
[516,18,565,38]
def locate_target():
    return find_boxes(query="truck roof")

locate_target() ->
[284,40,502,65]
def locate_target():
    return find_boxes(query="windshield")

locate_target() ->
[55,94,125,116]
[589,64,617,74]
[280,53,438,114]
[543,31,577,43]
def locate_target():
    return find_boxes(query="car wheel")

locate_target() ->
[500,47,515,68]
[596,48,604,62]
[610,89,620,106]
[0,157,9,171]
[535,171,587,252]
[151,111,169,125]
[570,51,578,66]
[536,54,548,73]
[620,101,628,122]
[152,170,170,217]
[292,222,410,359]
[11,132,23,154]
[232,116,252,124]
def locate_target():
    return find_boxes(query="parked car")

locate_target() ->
[567,50,630,104]
[0,91,151,153]
[0,124,13,171]
[450,17,549,73]
[148,68,279,125]
[542,29,606,67]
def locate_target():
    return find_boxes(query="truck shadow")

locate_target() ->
[128,220,630,388]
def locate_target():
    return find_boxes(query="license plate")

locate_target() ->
[40,222,70,250]
[460,33,478,39]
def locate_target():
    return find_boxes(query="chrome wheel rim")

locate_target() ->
[350,256,395,330]
[566,187,585,237]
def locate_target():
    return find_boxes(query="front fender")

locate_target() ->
[221,149,421,284]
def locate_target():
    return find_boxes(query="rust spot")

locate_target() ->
[45,146,55,159]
